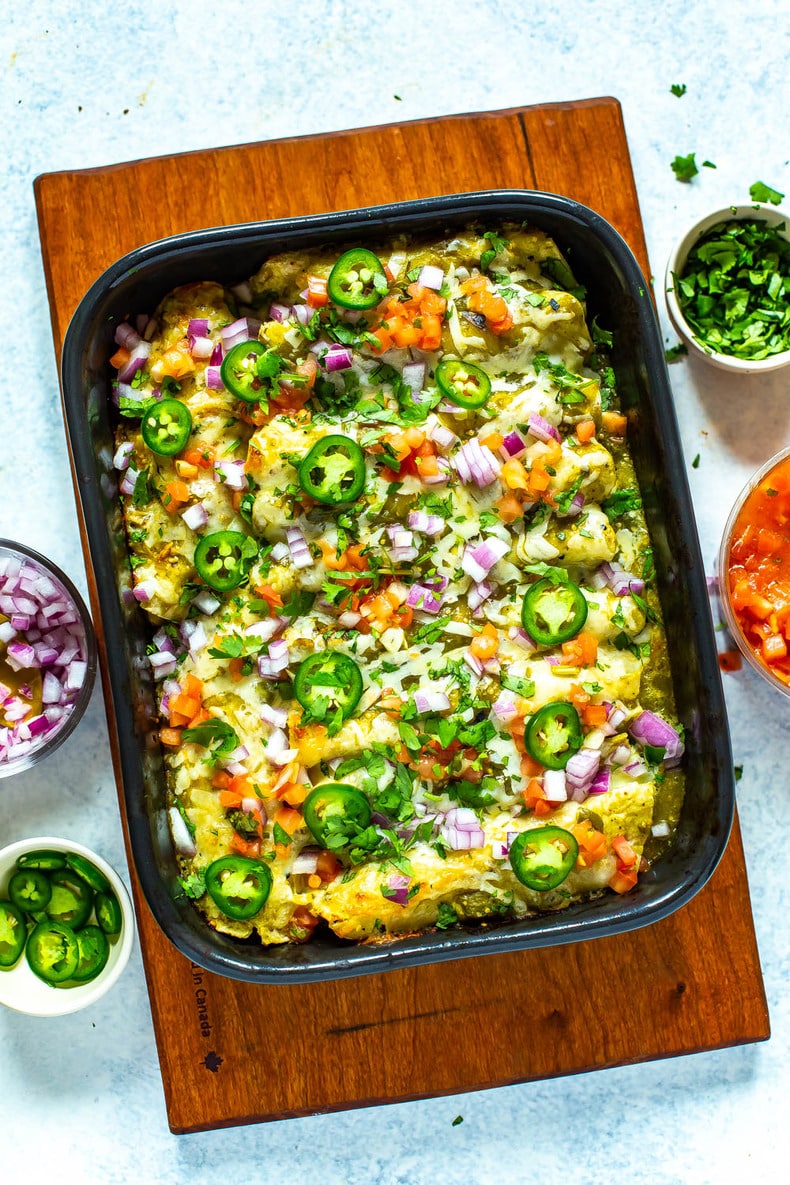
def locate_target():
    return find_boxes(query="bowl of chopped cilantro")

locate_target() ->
[665,203,790,373]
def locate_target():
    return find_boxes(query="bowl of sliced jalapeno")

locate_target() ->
[0,836,134,1016]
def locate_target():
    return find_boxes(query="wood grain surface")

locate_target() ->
[35,98,769,1135]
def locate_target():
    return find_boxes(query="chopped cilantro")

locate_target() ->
[178,871,206,899]
[436,902,459,930]
[480,229,511,272]
[670,83,687,97]
[734,764,743,782]
[692,453,700,469]
[665,342,688,362]
[675,217,790,359]
[601,489,643,520]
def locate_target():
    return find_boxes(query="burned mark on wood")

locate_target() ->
[327,1006,464,1037]
[674,981,687,997]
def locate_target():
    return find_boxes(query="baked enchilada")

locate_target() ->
[110,225,684,945]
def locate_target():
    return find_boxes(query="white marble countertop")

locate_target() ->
[1,1,787,1181]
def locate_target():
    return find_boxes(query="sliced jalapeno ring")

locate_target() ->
[298,435,366,504]
[8,869,52,914]
[521,577,588,646]
[72,925,110,983]
[140,397,192,456]
[509,825,579,891]
[26,920,80,984]
[194,530,257,593]
[220,339,271,403]
[525,701,583,770]
[65,852,111,894]
[205,856,272,921]
[293,651,364,728]
[95,890,123,936]
[0,900,27,968]
[327,248,388,310]
[303,783,371,850]
[434,358,492,409]
[44,869,94,930]
[16,850,66,872]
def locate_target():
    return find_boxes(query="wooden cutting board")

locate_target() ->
[35,98,769,1134]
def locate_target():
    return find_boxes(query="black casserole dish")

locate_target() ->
[60,191,734,983]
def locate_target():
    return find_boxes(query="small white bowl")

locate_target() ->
[0,836,134,1016]
[665,203,790,375]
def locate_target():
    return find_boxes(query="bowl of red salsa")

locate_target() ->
[720,447,790,692]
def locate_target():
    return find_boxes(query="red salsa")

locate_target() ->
[727,455,790,682]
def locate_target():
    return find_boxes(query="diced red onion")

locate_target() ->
[189,336,214,360]
[113,441,134,471]
[425,416,458,450]
[453,438,503,488]
[291,848,321,875]
[117,340,151,383]
[268,303,291,323]
[413,689,451,714]
[587,768,611,795]
[258,639,290,679]
[599,561,645,597]
[624,758,649,778]
[565,748,601,789]
[119,467,140,497]
[337,609,362,629]
[508,626,536,651]
[402,361,426,392]
[291,304,311,327]
[468,580,494,611]
[220,318,261,350]
[408,510,444,537]
[188,318,209,338]
[542,768,568,801]
[245,616,286,643]
[261,703,289,729]
[132,580,155,604]
[492,691,519,721]
[206,366,224,391]
[5,641,36,670]
[181,502,208,531]
[629,710,684,765]
[440,807,485,850]
[417,265,444,291]
[558,492,585,518]
[193,590,221,616]
[464,651,484,677]
[385,872,412,906]
[500,430,527,459]
[405,582,445,614]
[115,322,140,350]
[462,536,509,583]
[0,621,15,644]
[215,460,247,491]
[610,743,632,766]
[321,344,353,372]
[169,807,197,857]
[528,413,561,443]
[286,527,314,570]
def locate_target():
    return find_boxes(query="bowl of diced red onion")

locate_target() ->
[0,541,97,775]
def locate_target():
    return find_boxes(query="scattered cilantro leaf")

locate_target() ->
[749,181,785,206]
[670,83,687,97]
[671,153,699,182]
